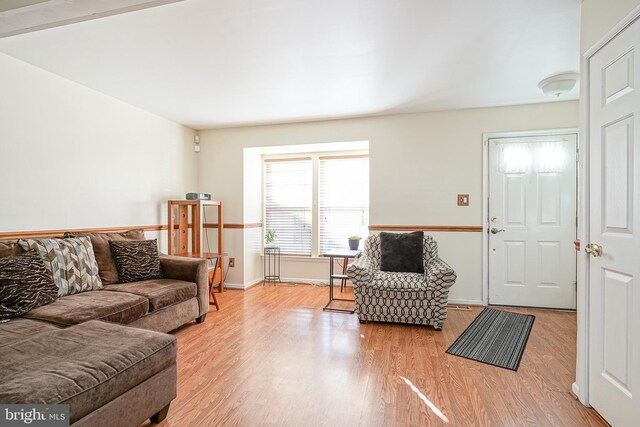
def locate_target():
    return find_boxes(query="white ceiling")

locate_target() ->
[0,0,581,129]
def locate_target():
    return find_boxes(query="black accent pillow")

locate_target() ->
[109,239,162,283]
[0,250,58,322]
[380,231,424,274]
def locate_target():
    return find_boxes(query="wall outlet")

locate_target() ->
[229,257,235,268]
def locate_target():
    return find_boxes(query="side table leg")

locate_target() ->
[340,257,348,292]
[218,257,225,293]
[208,267,220,310]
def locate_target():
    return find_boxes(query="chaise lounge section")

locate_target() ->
[0,230,211,426]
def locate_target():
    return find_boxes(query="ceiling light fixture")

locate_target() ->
[538,72,580,97]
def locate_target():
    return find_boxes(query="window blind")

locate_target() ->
[264,158,313,255]
[319,156,369,254]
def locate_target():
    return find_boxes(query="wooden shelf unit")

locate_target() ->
[167,200,226,298]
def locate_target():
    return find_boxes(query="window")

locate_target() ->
[264,153,369,256]
[264,158,313,255]
[319,155,369,253]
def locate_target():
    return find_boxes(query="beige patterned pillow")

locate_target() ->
[19,237,103,296]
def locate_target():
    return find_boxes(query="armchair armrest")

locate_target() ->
[426,257,456,290]
[160,255,209,316]
[347,255,374,289]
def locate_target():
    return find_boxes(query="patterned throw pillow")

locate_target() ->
[0,250,59,322]
[63,229,145,285]
[19,237,103,296]
[109,239,162,283]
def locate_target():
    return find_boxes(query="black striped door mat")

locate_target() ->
[446,308,535,371]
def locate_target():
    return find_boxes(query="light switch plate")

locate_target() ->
[457,194,469,206]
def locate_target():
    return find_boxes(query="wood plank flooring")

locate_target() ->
[147,285,606,427]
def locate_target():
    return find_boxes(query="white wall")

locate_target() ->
[198,101,579,302]
[581,0,640,53]
[0,53,198,251]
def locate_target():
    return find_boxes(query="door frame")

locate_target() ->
[576,3,640,408]
[481,128,579,308]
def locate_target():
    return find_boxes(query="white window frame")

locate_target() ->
[263,150,369,257]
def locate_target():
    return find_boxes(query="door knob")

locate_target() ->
[490,228,505,234]
[585,243,603,257]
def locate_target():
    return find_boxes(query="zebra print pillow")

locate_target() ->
[109,239,162,283]
[0,250,58,322]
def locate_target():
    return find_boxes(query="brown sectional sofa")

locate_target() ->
[0,232,211,426]
[23,254,210,332]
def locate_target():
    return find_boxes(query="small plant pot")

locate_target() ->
[348,239,360,250]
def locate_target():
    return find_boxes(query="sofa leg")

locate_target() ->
[433,323,443,331]
[150,403,171,424]
[196,314,207,324]
[359,319,368,324]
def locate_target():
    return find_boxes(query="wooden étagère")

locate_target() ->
[167,200,226,304]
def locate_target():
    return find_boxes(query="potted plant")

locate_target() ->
[265,229,277,247]
[348,235,361,250]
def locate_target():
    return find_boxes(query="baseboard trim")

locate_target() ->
[278,277,330,286]
[224,278,264,290]
[571,382,580,399]
[228,277,334,288]
[227,283,484,303]
[448,298,484,306]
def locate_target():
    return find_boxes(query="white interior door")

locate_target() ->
[488,135,577,309]
[588,16,640,426]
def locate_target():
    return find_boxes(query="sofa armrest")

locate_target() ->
[160,255,209,316]
[426,257,456,290]
[347,255,374,289]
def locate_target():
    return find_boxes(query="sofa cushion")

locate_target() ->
[0,241,24,259]
[0,250,59,322]
[0,320,176,424]
[19,237,103,296]
[380,231,425,274]
[372,270,427,290]
[64,229,145,285]
[109,239,163,283]
[24,290,148,325]
[0,318,61,348]
[105,279,197,312]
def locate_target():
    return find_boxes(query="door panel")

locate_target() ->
[489,136,577,309]
[505,175,526,225]
[603,117,633,232]
[603,50,634,104]
[588,15,640,426]
[504,240,526,286]
[602,269,632,396]
[539,173,561,224]
[538,241,560,287]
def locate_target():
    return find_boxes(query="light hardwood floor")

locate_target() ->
[148,285,606,427]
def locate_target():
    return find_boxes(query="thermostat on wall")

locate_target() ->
[186,193,211,200]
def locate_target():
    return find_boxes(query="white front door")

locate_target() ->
[588,16,640,426]
[488,135,577,309]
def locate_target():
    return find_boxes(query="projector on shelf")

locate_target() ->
[186,193,211,201]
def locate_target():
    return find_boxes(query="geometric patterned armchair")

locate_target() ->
[347,234,456,330]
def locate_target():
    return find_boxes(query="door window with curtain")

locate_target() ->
[264,158,313,255]
[319,155,369,253]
